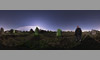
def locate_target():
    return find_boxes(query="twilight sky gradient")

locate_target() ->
[0,10,100,31]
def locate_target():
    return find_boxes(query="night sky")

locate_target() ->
[0,10,100,31]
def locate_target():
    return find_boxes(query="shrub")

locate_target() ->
[10,29,15,34]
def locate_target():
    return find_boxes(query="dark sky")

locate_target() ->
[0,10,100,31]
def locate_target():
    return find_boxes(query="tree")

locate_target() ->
[30,29,34,33]
[56,29,62,37]
[10,29,15,34]
[40,29,46,33]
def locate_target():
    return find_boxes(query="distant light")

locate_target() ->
[16,25,47,31]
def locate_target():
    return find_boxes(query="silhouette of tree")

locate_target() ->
[30,29,34,33]
[15,30,21,33]
[40,29,46,33]
[10,29,15,34]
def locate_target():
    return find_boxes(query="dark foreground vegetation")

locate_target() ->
[0,31,100,50]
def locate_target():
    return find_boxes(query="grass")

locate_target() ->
[0,32,100,50]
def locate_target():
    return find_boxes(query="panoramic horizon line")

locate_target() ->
[1,25,99,32]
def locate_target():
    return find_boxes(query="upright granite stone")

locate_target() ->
[56,29,62,37]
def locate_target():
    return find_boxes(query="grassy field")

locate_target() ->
[0,31,100,50]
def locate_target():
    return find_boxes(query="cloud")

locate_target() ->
[16,26,47,31]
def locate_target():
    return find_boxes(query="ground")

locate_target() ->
[0,32,100,50]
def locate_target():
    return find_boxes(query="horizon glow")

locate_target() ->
[0,10,100,31]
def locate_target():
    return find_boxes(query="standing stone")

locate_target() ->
[34,27,39,36]
[0,27,4,35]
[56,29,62,37]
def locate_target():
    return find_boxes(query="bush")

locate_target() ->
[30,29,34,33]
[10,29,15,34]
